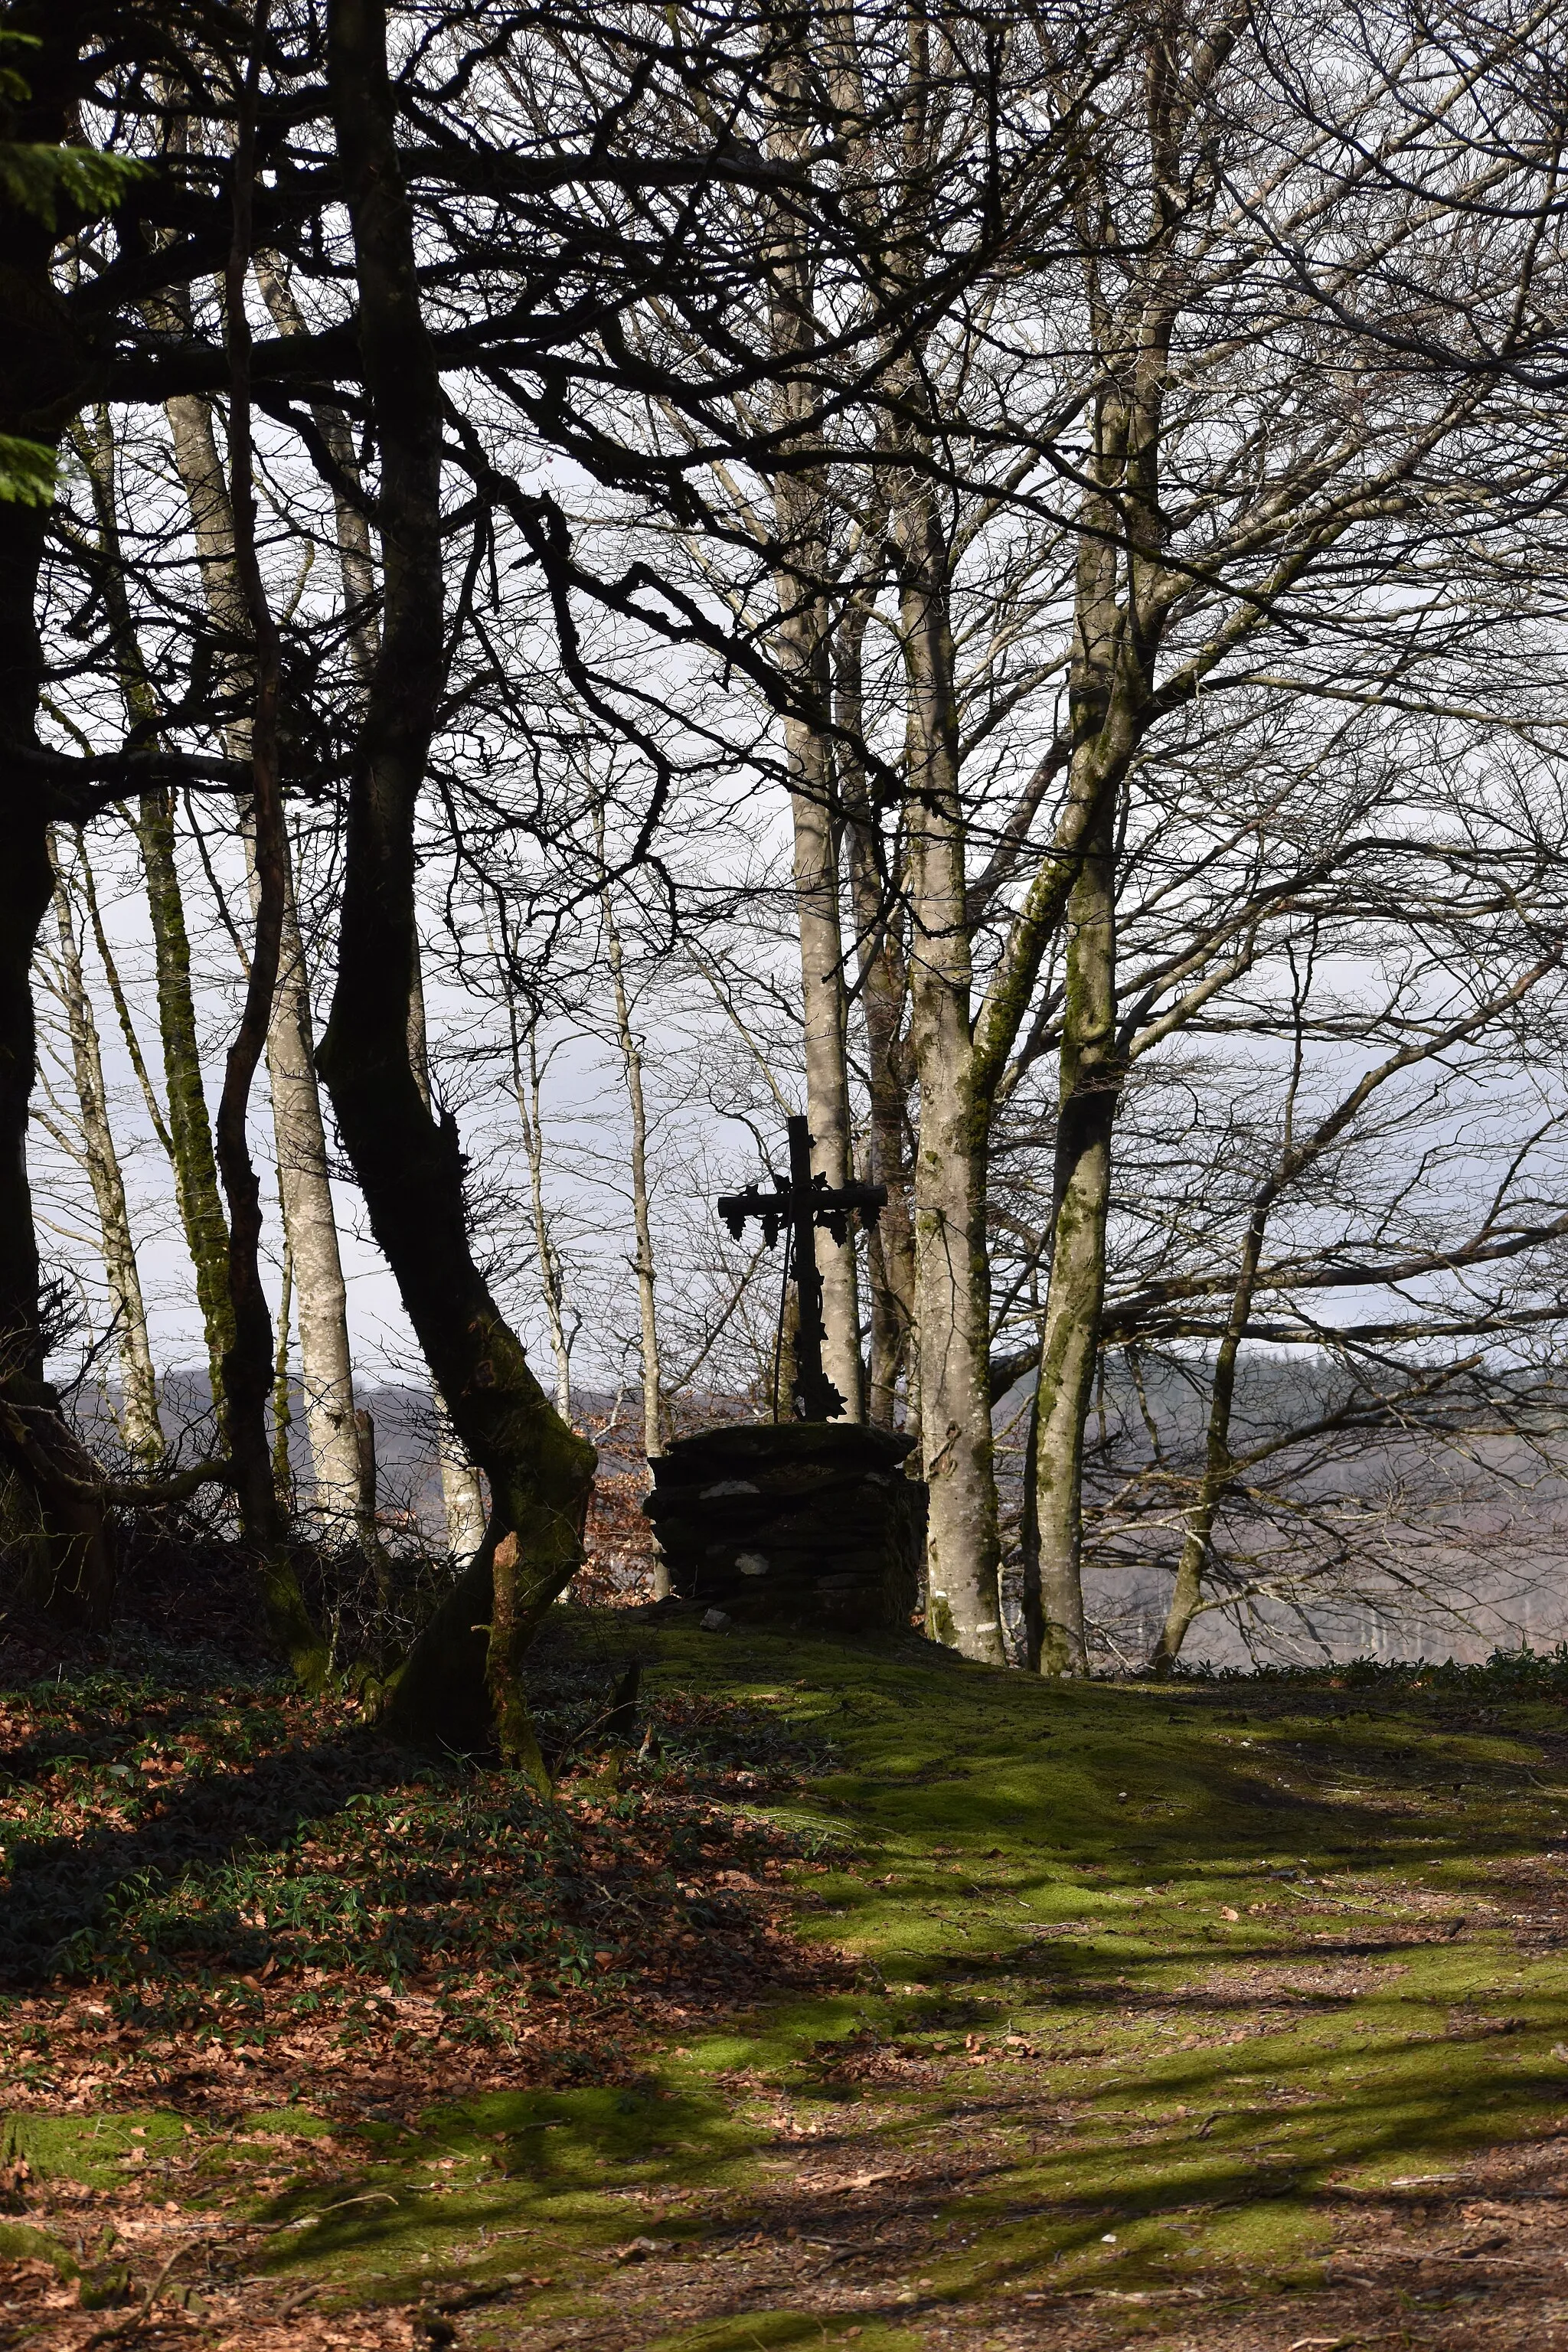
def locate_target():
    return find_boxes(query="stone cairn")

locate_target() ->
[643,1419,925,1630]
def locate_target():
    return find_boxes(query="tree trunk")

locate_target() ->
[1150,1203,1266,1676]
[1026,768,1119,1675]
[900,519,1004,1666]
[158,320,367,1544]
[72,407,236,1422]
[321,0,594,1754]
[47,834,164,1463]
[600,880,670,1596]
[252,828,364,1530]
[840,604,916,1434]
[1024,230,1171,1672]
[135,786,237,1425]
[0,57,114,1619]
[253,252,381,679]
[408,945,489,1559]
[785,701,862,1421]
[766,52,861,1421]
[509,1006,573,1422]
[211,77,325,1685]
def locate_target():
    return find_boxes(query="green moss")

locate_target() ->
[0,2220,77,2276]
[2,2105,190,2188]
[20,1624,1568,2331]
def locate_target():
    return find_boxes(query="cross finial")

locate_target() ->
[717,1115,886,1422]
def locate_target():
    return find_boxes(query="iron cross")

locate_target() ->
[717,1115,887,1422]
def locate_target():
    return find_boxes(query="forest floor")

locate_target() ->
[2,1604,1568,2350]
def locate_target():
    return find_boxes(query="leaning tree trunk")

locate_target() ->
[136,789,237,1426]
[321,0,594,1761]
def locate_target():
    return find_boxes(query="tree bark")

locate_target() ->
[599,880,670,1594]
[1026,766,1119,1675]
[0,28,114,1617]
[70,406,236,1421]
[155,315,367,1539]
[840,601,916,1433]
[250,828,364,1530]
[900,508,1004,1664]
[319,0,595,1752]
[1149,1203,1265,1676]
[46,833,163,1463]
[135,783,237,1423]
[766,46,861,1420]
[408,944,489,1559]
[211,37,324,1684]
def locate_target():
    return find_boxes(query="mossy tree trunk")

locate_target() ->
[321,0,595,1752]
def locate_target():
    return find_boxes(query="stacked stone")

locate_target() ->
[642,1421,926,1631]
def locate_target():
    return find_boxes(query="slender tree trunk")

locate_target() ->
[900,514,1004,1665]
[408,947,488,1559]
[273,1225,296,1506]
[840,605,916,1432]
[1026,769,1119,1674]
[251,831,364,1530]
[602,896,662,1457]
[211,57,321,1678]
[253,253,381,678]
[766,54,861,1419]
[1150,1203,1266,1675]
[1024,233,1171,1672]
[599,884,672,1596]
[47,835,163,1463]
[784,700,862,1420]
[508,1009,573,1421]
[135,786,237,1423]
[75,407,237,1424]
[321,0,595,1757]
[158,335,366,1539]
[258,250,407,1554]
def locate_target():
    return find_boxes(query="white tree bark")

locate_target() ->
[249,833,364,1530]
[159,384,365,1532]
[900,523,1005,1664]
[45,835,164,1465]
[407,946,488,1559]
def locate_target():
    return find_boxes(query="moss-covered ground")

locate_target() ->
[9,1615,1568,2347]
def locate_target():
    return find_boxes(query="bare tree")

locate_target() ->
[38,831,163,1463]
